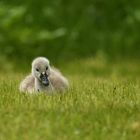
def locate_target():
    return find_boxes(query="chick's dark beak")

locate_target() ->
[40,73,49,86]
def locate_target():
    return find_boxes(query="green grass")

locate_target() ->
[0,58,140,140]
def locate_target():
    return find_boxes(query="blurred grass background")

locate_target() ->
[0,0,140,72]
[0,1,140,140]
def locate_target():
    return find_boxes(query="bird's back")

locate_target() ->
[19,74,35,93]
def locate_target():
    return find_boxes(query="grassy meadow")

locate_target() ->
[0,58,140,140]
[0,0,140,139]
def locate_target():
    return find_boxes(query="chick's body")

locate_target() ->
[19,57,69,94]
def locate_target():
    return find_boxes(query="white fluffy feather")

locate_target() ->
[19,57,69,94]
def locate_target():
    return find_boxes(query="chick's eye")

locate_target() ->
[46,66,48,70]
[36,68,39,72]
